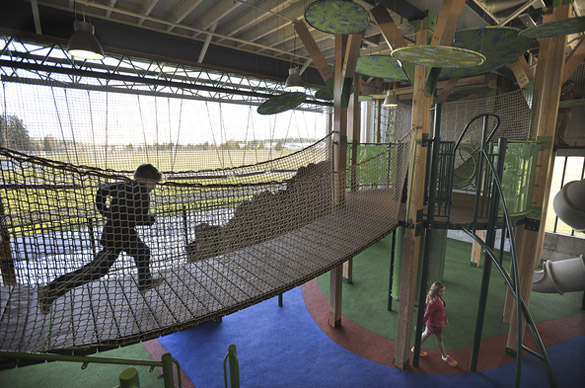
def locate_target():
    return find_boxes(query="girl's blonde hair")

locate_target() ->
[426,281,445,304]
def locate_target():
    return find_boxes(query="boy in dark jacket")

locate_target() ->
[38,164,163,314]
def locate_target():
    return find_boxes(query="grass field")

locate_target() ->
[34,149,299,172]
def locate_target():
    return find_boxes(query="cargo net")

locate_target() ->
[0,82,328,171]
[438,89,533,190]
[561,61,585,147]
[0,133,411,353]
[377,102,413,143]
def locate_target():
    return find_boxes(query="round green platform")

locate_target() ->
[442,26,531,79]
[257,92,306,115]
[519,16,585,39]
[391,45,486,68]
[356,55,410,81]
[315,87,333,101]
[304,0,370,35]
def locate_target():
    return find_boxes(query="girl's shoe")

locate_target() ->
[442,355,458,366]
[411,346,428,357]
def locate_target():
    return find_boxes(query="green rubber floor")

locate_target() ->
[0,343,164,388]
[317,236,585,350]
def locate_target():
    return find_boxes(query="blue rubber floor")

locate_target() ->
[159,286,585,388]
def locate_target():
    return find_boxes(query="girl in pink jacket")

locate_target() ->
[412,281,458,366]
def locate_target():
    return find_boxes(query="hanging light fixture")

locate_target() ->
[67,2,104,60]
[284,27,305,93]
[284,67,305,92]
[383,82,398,107]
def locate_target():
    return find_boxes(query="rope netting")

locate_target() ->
[0,82,327,171]
[0,131,411,352]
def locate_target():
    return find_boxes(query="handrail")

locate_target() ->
[464,137,556,388]
[453,113,501,152]
[0,351,183,388]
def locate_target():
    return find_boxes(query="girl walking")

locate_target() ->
[412,281,458,366]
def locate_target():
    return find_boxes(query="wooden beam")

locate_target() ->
[342,32,363,79]
[394,22,433,369]
[370,4,408,50]
[435,77,459,102]
[294,20,334,82]
[507,56,534,89]
[563,37,585,83]
[431,0,466,46]
[505,3,571,351]
[330,34,348,328]
[344,77,362,283]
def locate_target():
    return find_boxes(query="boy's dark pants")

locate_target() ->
[46,226,151,298]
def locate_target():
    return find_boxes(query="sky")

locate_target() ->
[1,82,328,146]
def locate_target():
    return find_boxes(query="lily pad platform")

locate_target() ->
[304,0,370,35]
[257,93,306,115]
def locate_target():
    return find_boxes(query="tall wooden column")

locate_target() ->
[504,3,571,351]
[330,31,362,328]
[343,77,362,283]
[394,23,433,369]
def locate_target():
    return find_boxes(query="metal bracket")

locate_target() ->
[421,133,431,147]
[415,223,423,236]
[524,217,540,231]
[536,135,553,151]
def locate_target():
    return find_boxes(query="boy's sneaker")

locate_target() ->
[38,285,54,314]
[411,346,428,357]
[442,355,458,367]
[138,277,165,293]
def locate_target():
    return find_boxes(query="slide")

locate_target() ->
[532,255,585,294]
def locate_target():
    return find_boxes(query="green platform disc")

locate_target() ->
[391,45,486,68]
[315,87,334,101]
[519,16,585,39]
[304,0,370,35]
[442,26,531,79]
[257,92,306,115]
[356,55,410,81]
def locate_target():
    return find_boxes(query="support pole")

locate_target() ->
[394,21,433,369]
[470,137,507,371]
[330,34,348,328]
[413,104,443,368]
[505,3,571,353]
[388,229,397,311]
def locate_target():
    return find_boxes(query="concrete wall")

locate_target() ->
[542,232,585,262]
[448,230,585,263]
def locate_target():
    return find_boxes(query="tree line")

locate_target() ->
[0,114,316,152]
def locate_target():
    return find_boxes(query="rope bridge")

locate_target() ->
[0,134,410,353]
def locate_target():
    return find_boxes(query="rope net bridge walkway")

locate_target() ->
[0,134,411,353]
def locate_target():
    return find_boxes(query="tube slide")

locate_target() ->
[532,255,585,294]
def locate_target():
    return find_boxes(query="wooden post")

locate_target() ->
[329,30,361,327]
[329,34,347,329]
[470,230,484,267]
[394,22,433,369]
[343,77,362,284]
[504,3,571,351]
